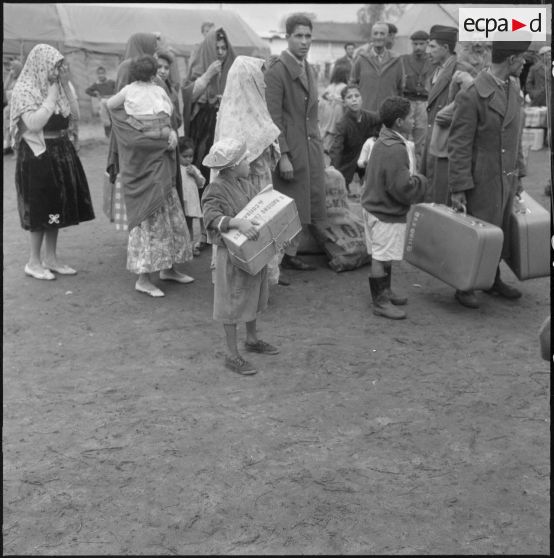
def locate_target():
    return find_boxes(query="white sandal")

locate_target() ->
[135,282,165,297]
[25,264,55,281]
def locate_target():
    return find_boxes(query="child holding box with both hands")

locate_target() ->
[202,138,280,376]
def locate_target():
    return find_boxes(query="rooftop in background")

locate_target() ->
[261,21,367,43]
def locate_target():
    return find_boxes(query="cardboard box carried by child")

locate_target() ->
[222,185,301,275]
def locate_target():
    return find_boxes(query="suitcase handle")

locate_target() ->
[514,194,531,214]
[448,204,467,216]
[448,204,487,227]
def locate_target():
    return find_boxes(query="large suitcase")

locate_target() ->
[404,203,504,291]
[506,191,551,280]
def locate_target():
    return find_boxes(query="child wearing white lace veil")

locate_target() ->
[210,56,283,285]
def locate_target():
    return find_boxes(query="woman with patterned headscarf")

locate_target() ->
[10,44,95,280]
[182,27,236,182]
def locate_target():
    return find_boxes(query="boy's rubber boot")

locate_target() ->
[369,276,406,319]
[383,263,407,306]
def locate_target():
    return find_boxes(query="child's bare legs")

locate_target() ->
[224,323,240,358]
[197,219,208,249]
[223,323,258,374]
[186,216,201,256]
[244,320,279,354]
[370,258,386,278]
[245,319,258,346]
[224,321,263,355]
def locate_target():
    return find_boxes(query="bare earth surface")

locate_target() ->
[3,130,551,555]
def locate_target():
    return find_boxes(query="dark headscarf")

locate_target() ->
[116,32,158,91]
[124,33,158,60]
[185,27,236,102]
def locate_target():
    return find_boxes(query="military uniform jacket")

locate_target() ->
[264,50,326,225]
[400,53,433,99]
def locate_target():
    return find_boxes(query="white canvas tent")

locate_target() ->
[3,3,270,120]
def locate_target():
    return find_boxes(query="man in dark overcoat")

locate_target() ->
[448,39,530,309]
[422,25,474,203]
[265,13,326,274]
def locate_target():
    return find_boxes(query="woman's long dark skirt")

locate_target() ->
[16,137,95,231]
[189,103,218,184]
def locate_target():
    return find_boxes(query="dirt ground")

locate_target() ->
[3,130,551,555]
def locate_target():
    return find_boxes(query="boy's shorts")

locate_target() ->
[362,208,405,261]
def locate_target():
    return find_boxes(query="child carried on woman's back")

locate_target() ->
[107,55,175,144]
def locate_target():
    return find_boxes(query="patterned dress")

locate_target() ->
[127,187,192,274]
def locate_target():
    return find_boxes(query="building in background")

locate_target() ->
[261,22,367,84]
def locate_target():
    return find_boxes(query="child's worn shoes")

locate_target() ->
[244,340,280,355]
[225,355,258,375]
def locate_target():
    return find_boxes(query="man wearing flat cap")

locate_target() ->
[400,30,433,170]
[422,25,474,203]
[448,38,530,309]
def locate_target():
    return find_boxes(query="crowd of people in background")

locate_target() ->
[5,13,551,374]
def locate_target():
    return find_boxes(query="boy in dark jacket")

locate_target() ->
[361,96,428,319]
[329,85,380,195]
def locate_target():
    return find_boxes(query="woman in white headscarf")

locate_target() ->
[10,44,94,280]
[210,55,284,285]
